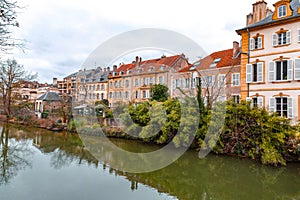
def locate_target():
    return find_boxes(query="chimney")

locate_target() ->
[135,56,139,67]
[247,1,268,26]
[98,67,103,76]
[233,41,240,58]
[107,67,110,72]
[53,78,58,86]
[113,65,117,71]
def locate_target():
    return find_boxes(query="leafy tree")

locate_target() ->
[150,84,169,102]
[0,59,36,117]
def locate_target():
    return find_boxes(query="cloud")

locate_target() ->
[11,0,279,83]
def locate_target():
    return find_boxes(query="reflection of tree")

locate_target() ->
[50,149,76,169]
[0,125,32,185]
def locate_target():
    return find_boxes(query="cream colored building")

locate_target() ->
[236,0,300,123]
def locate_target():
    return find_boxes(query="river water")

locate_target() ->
[0,124,300,200]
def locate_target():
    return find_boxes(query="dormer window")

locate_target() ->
[278,5,287,18]
[210,58,221,68]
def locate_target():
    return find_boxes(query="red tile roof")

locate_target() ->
[115,54,184,74]
[178,48,240,73]
[196,48,241,71]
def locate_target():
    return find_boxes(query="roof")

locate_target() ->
[37,92,62,101]
[237,0,300,32]
[180,48,240,73]
[115,54,184,74]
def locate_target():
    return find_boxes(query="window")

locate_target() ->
[232,95,240,103]
[246,62,264,83]
[298,28,300,43]
[135,91,139,99]
[101,93,104,100]
[210,58,221,68]
[294,58,300,80]
[125,80,130,88]
[142,91,146,98]
[135,79,140,87]
[185,78,190,88]
[247,97,263,108]
[218,74,226,87]
[272,30,291,46]
[109,92,113,99]
[268,60,292,81]
[232,73,240,86]
[205,76,215,87]
[218,96,226,102]
[269,97,292,118]
[159,76,164,84]
[125,91,129,99]
[175,79,180,88]
[250,36,263,50]
[101,84,105,90]
[150,77,154,85]
[278,5,287,18]
[97,85,100,90]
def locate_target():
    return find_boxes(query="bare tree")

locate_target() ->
[0,59,37,117]
[0,0,23,54]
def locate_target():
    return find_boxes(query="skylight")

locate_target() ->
[210,58,221,68]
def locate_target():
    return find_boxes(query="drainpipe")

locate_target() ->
[246,28,251,98]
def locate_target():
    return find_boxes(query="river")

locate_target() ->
[0,123,300,200]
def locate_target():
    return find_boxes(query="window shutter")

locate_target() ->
[250,38,255,50]
[246,64,253,83]
[286,30,291,44]
[268,61,275,82]
[272,33,277,46]
[258,36,263,49]
[257,97,264,108]
[257,62,264,82]
[269,98,276,113]
[212,75,215,87]
[288,98,293,118]
[287,60,293,80]
[294,58,300,80]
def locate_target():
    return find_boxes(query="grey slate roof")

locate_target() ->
[37,92,62,101]
[237,0,300,31]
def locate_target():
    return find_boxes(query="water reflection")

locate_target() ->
[0,124,33,185]
[0,124,300,200]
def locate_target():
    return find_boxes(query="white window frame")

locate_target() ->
[294,58,300,80]
[298,28,300,43]
[232,73,240,86]
[278,4,287,18]
[269,97,292,118]
[218,74,226,87]
[246,62,264,83]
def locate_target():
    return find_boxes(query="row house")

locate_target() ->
[108,55,189,107]
[77,67,108,104]
[236,0,300,123]
[173,42,241,105]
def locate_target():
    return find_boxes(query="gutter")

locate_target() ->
[246,28,250,98]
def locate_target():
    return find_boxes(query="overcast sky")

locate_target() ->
[11,0,278,83]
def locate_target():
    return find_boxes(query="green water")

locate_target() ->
[0,124,300,200]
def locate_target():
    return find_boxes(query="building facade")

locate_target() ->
[236,0,300,123]
[108,55,189,107]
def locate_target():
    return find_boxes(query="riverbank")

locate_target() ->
[0,114,67,131]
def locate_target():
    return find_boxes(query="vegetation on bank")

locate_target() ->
[67,84,300,166]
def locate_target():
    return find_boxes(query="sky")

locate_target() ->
[10,0,278,83]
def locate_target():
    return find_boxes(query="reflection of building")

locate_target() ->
[108,55,189,107]
[35,92,63,118]
[236,0,300,123]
